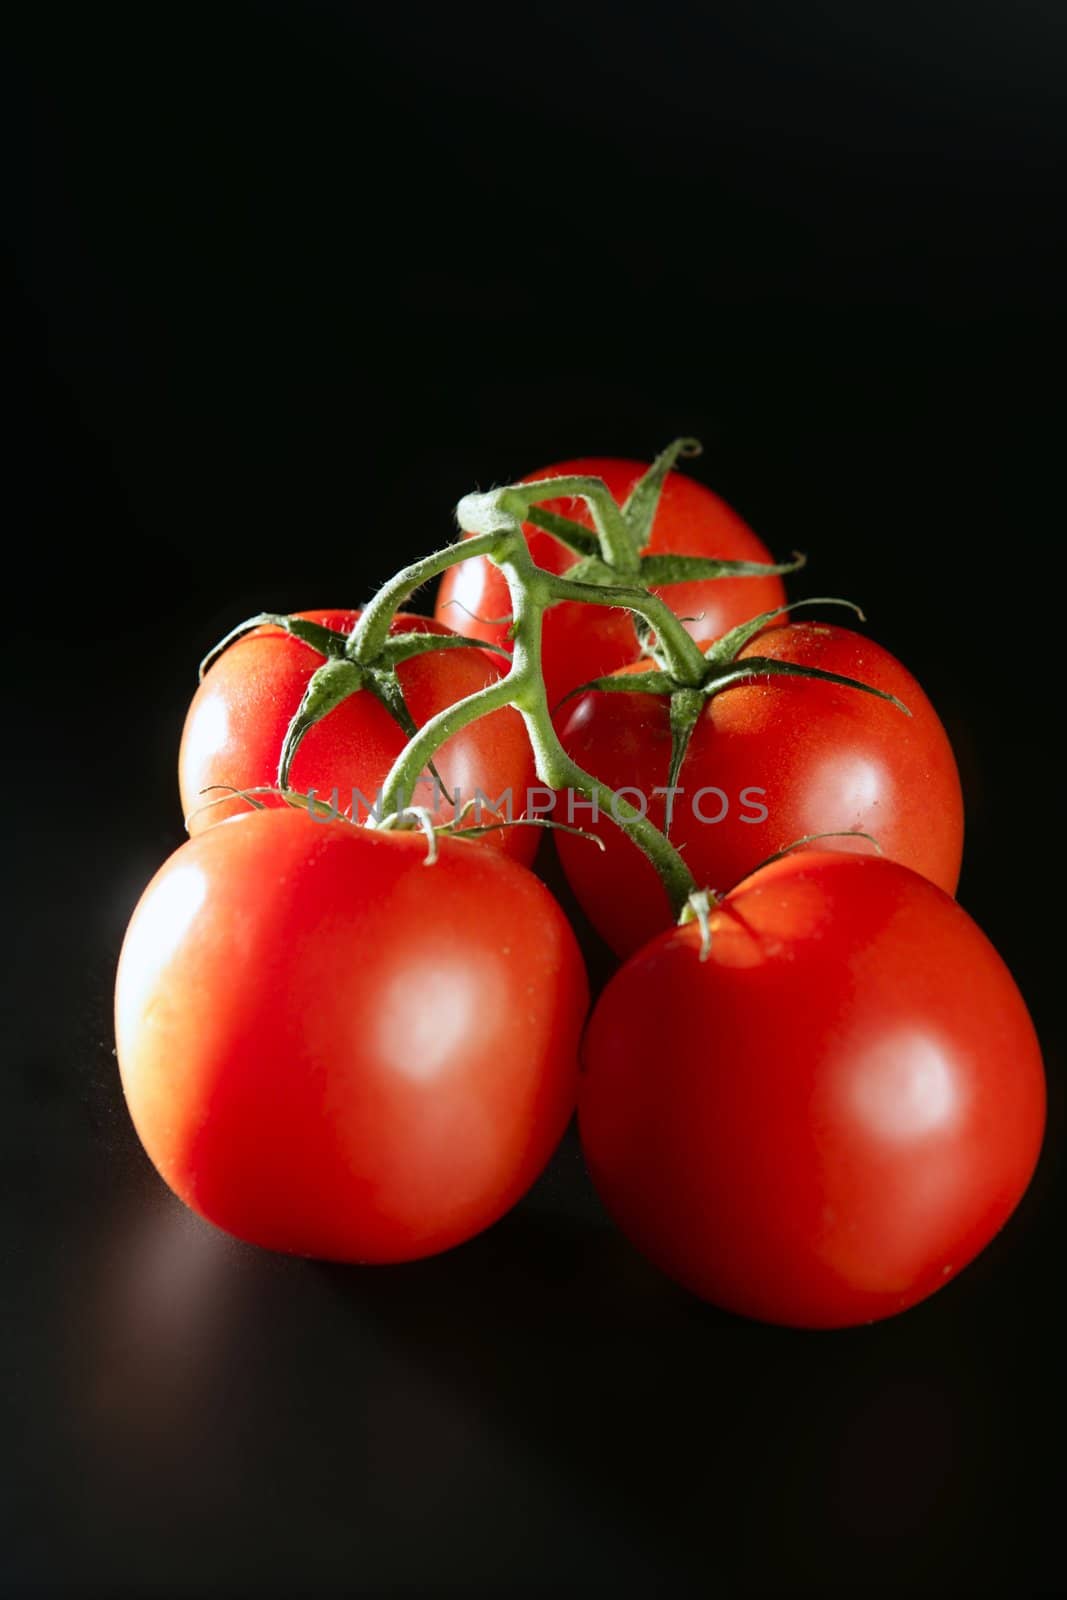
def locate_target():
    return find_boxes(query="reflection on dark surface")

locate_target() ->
[4,1044,1059,1594]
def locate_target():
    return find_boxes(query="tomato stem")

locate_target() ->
[459,486,708,685]
[365,503,700,914]
[347,530,504,664]
[497,476,639,575]
[545,572,707,686]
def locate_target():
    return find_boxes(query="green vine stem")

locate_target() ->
[458,485,709,685]
[367,497,700,913]
[499,477,638,573]
[348,530,503,664]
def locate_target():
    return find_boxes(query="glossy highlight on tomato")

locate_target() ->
[435,457,787,709]
[115,808,588,1263]
[180,610,539,864]
[556,622,964,957]
[579,851,1045,1329]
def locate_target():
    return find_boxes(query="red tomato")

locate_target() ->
[180,611,538,864]
[434,458,787,709]
[580,850,1044,1328]
[555,622,964,957]
[115,808,588,1262]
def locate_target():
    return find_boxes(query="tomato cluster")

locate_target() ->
[115,452,1044,1329]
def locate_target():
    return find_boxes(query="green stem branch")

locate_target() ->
[347,530,502,663]
[374,519,697,914]
[497,478,638,574]
[544,572,707,686]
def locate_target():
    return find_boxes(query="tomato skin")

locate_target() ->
[180,611,538,865]
[556,622,964,957]
[434,458,787,709]
[115,809,588,1263]
[579,851,1045,1329]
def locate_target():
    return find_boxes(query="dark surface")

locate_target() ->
[8,3,1066,1593]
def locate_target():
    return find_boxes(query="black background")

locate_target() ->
[8,3,1066,1594]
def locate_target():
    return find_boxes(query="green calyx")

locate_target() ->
[198,613,350,680]
[491,438,799,615]
[517,437,702,570]
[556,596,912,796]
[199,608,509,791]
[278,657,365,787]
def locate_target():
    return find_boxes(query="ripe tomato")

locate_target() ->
[555,622,964,957]
[115,808,588,1263]
[434,458,787,709]
[180,611,539,864]
[580,850,1044,1328]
